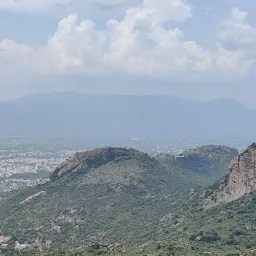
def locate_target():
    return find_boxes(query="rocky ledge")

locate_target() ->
[221,143,256,200]
[47,147,144,180]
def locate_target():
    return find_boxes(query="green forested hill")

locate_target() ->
[176,145,238,181]
[0,146,241,253]
[5,191,254,256]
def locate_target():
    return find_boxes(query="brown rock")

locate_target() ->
[49,147,137,180]
[221,143,256,200]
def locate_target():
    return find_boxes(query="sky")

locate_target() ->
[1,0,256,107]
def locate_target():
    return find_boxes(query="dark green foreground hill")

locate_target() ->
[1,145,251,255]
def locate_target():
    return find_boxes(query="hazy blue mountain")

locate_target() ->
[0,92,254,140]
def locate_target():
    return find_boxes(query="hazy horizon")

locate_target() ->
[1,91,255,110]
[0,93,254,142]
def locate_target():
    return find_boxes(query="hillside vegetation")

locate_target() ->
[0,145,247,255]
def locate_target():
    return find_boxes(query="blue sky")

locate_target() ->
[0,0,256,107]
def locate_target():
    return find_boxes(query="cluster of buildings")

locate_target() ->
[0,149,76,193]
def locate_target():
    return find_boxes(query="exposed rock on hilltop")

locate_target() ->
[50,147,148,179]
[50,145,237,186]
[220,143,256,200]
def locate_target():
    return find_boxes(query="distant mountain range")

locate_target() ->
[0,92,255,141]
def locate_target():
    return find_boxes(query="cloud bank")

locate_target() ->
[0,2,255,84]
[0,0,139,12]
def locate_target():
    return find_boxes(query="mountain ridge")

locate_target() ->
[0,93,255,141]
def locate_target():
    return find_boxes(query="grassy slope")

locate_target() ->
[0,146,241,253]
[0,149,190,248]
[177,145,238,182]
[158,190,256,255]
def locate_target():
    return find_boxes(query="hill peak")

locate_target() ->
[49,147,143,180]
[182,145,238,155]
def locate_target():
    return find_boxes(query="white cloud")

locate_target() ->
[0,0,139,12]
[0,0,197,76]
[92,0,141,8]
[231,7,247,23]
[139,0,192,22]
[218,7,256,47]
[0,4,255,81]
[0,0,72,12]
[216,7,256,73]
[214,45,253,74]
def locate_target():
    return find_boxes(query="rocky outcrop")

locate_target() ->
[20,191,47,205]
[221,143,256,200]
[49,147,143,180]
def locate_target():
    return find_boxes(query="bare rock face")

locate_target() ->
[48,147,139,180]
[221,143,256,200]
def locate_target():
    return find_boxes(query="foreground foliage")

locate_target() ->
[1,145,253,256]
[0,146,237,250]
[3,243,256,256]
